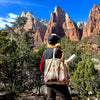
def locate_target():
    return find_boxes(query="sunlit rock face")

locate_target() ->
[20,4,100,46]
[82,4,100,39]
[21,11,48,46]
[44,6,82,43]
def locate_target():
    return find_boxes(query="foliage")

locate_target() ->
[61,36,82,73]
[11,16,27,29]
[0,17,45,99]
[61,36,100,99]
[1,16,100,99]
[70,51,100,99]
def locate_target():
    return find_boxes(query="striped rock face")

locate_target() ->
[82,4,100,39]
[44,6,82,43]
[21,11,48,46]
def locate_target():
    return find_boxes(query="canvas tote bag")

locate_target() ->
[44,48,69,84]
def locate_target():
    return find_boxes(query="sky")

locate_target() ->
[0,0,100,29]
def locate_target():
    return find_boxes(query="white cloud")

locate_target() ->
[0,13,18,29]
[6,17,16,22]
[8,13,18,18]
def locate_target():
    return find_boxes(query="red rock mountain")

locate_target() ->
[21,11,48,46]
[20,5,100,46]
[82,4,100,39]
[44,6,82,43]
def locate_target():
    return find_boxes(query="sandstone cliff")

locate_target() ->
[21,11,48,46]
[44,6,82,43]
[20,4,100,46]
[63,14,82,41]
[82,4,100,39]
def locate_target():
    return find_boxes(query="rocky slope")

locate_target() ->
[82,4,100,39]
[21,11,48,46]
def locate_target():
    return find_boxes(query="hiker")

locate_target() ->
[40,33,72,100]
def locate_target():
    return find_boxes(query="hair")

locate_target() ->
[48,33,60,45]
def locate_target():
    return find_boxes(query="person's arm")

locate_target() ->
[40,56,44,74]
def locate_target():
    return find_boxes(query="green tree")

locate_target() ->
[0,17,41,99]
[61,36,80,58]
[0,30,10,81]
[70,52,99,99]
[10,16,27,30]
[5,16,28,40]
[0,25,46,99]
[30,44,46,94]
[0,30,35,98]
[61,36,82,73]
[0,30,19,98]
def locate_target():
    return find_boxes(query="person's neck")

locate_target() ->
[47,43,62,51]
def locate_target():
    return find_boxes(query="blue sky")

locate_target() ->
[0,0,100,29]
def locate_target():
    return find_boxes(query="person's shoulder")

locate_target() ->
[43,48,53,54]
[43,49,47,54]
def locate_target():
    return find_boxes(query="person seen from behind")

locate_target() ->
[40,33,72,100]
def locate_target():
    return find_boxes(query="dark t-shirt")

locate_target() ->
[42,48,62,71]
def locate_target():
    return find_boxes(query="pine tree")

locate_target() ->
[0,16,46,98]
[70,52,99,99]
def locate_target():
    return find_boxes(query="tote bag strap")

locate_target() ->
[53,48,64,60]
[53,48,63,66]
[53,48,56,59]
[45,59,53,76]
[45,48,56,76]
